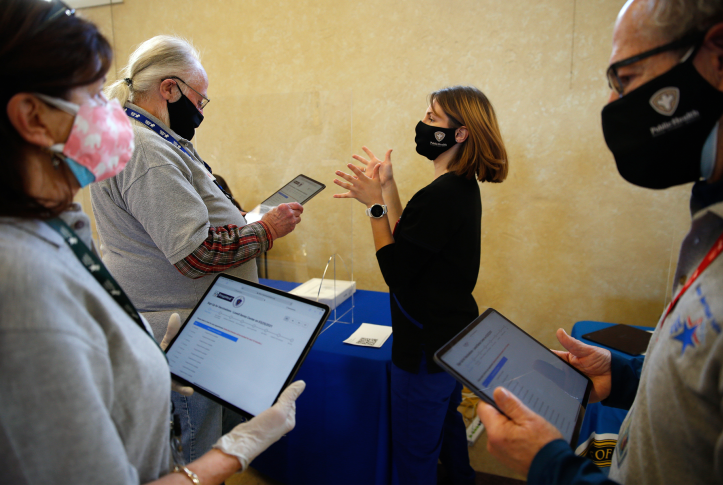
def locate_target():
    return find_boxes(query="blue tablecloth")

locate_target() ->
[251,279,394,485]
[571,321,653,472]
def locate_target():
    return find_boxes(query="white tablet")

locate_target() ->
[434,308,592,446]
[165,274,330,418]
[244,174,326,223]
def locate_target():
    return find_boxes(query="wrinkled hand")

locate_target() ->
[261,202,303,240]
[352,146,394,188]
[161,313,194,396]
[333,163,384,208]
[214,381,306,470]
[477,387,563,476]
[552,328,612,403]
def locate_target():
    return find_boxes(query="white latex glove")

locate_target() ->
[214,380,306,470]
[160,313,194,397]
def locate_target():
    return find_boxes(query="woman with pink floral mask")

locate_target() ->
[0,1,303,483]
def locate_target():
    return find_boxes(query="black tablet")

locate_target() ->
[164,274,330,419]
[434,309,592,446]
[244,174,326,223]
[582,324,652,356]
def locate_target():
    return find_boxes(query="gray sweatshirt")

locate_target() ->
[0,206,171,484]
[608,201,723,483]
[90,103,258,341]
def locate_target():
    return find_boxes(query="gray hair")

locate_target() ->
[106,35,203,107]
[647,0,723,41]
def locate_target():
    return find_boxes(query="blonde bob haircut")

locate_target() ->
[429,86,508,183]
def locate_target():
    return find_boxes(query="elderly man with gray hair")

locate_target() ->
[476,0,723,484]
[91,35,303,463]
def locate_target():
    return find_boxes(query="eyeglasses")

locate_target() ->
[606,30,706,97]
[167,76,210,110]
[41,0,75,24]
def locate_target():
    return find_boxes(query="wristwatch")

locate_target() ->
[365,204,388,218]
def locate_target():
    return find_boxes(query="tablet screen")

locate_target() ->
[245,174,325,223]
[165,275,329,417]
[435,309,591,444]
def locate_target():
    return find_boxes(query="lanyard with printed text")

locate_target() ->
[44,217,167,361]
[660,231,723,325]
[124,107,233,201]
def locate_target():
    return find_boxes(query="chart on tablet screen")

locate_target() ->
[442,312,588,441]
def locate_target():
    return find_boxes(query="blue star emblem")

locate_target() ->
[672,317,702,355]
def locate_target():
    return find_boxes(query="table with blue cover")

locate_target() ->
[571,321,652,473]
[251,278,394,485]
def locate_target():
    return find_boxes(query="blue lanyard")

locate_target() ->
[125,107,191,157]
[125,107,233,201]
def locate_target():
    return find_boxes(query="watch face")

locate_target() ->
[370,204,384,217]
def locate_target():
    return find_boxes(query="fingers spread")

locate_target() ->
[335,170,356,182]
[362,146,377,160]
[346,163,365,177]
[333,179,352,190]
[352,154,370,166]
[384,149,393,163]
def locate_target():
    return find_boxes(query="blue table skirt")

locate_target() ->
[252,279,394,484]
[571,321,653,472]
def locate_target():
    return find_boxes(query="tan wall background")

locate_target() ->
[76,0,693,350]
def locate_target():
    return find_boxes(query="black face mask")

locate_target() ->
[415,121,458,160]
[167,90,204,140]
[601,51,723,189]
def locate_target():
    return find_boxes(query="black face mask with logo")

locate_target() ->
[167,90,204,141]
[415,121,458,161]
[601,51,723,189]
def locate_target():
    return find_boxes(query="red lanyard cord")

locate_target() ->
[660,231,723,325]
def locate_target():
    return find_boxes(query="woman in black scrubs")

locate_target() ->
[334,85,508,485]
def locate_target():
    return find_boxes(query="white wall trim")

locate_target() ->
[67,0,123,8]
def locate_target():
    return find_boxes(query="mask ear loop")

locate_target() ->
[679,29,708,65]
[34,93,79,171]
[680,45,698,63]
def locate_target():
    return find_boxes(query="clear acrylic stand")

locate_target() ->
[315,253,354,334]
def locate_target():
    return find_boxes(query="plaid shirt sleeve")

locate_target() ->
[174,221,274,279]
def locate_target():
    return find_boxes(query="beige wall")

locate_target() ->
[77,0,693,349]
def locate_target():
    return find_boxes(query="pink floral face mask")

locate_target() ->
[35,93,134,187]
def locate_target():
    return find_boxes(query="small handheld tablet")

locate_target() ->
[434,309,592,446]
[244,174,326,223]
[165,274,330,419]
[582,324,652,356]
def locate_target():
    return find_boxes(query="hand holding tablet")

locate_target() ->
[477,387,565,476]
[435,310,614,476]
[260,202,303,239]
[164,274,330,419]
[245,174,325,224]
[434,309,593,445]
